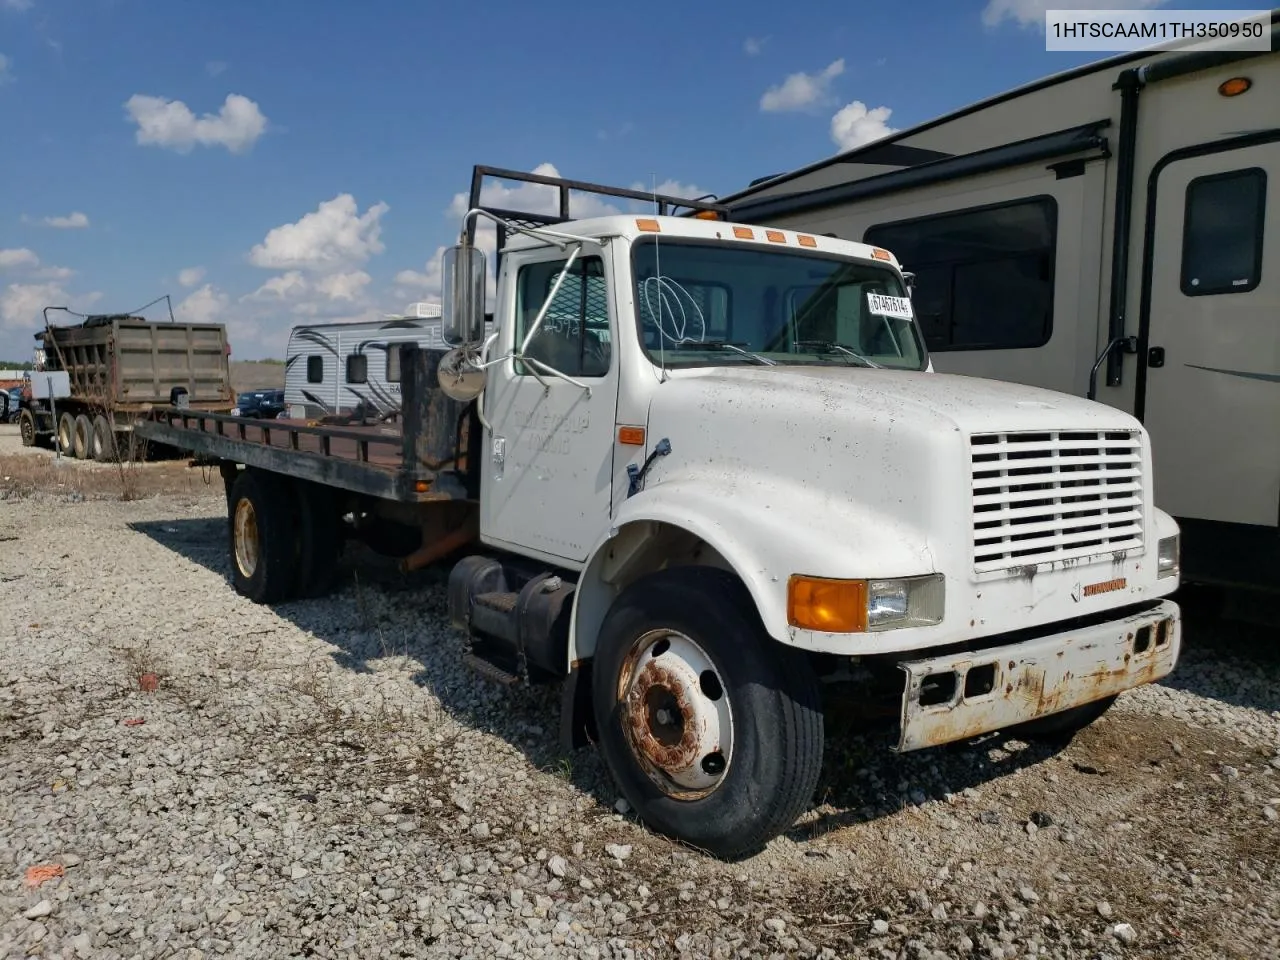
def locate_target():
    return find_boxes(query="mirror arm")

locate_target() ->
[520,355,592,396]
[520,245,582,356]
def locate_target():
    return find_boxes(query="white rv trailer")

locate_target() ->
[720,12,1279,595]
[282,303,464,420]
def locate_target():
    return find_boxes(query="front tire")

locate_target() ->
[591,566,824,860]
[18,409,36,447]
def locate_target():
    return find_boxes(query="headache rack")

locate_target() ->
[464,165,731,271]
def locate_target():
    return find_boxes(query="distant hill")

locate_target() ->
[231,360,286,393]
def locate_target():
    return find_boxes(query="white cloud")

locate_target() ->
[42,211,89,229]
[315,270,371,302]
[248,194,389,272]
[830,101,898,151]
[177,266,205,287]
[0,53,11,84]
[0,248,38,269]
[0,283,101,334]
[247,271,309,301]
[1,0,33,11]
[760,59,844,112]
[176,283,229,325]
[125,92,268,154]
[394,253,445,299]
[629,179,708,203]
[0,247,74,281]
[982,0,1167,28]
[744,36,769,56]
[206,61,227,77]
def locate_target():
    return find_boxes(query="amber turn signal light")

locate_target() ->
[787,576,868,633]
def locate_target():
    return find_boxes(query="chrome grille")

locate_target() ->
[971,430,1144,573]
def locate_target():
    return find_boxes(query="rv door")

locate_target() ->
[1139,140,1279,528]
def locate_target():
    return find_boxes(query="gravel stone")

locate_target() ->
[1,451,1278,959]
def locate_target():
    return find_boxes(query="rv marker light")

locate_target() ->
[1218,77,1252,97]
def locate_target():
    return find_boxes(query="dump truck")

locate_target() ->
[134,165,1184,859]
[19,303,234,459]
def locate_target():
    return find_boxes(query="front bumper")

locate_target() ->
[896,600,1180,751]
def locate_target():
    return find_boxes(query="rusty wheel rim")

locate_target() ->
[616,629,734,800]
[233,498,260,579]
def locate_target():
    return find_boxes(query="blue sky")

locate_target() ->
[0,0,1259,360]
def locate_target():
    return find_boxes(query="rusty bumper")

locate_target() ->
[896,600,1180,752]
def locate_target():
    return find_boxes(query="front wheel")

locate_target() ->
[18,409,36,447]
[227,469,298,603]
[591,566,824,860]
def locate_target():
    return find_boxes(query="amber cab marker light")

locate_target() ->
[787,575,868,633]
[636,218,661,232]
[1218,76,1252,97]
[733,226,754,240]
[871,247,892,261]
[693,210,721,220]
[765,229,786,243]
[617,426,646,446]
[797,235,817,247]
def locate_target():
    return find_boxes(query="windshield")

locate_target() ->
[631,238,927,371]
[237,393,261,405]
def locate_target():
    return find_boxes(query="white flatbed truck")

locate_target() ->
[136,166,1184,859]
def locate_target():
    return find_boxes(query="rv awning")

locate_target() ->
[728,119,1111,222]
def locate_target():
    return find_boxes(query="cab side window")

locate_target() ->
[515,256,611,377]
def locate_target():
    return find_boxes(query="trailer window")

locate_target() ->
[306,355,323,383]
[515,255,611,378]
[346,353,367,384]
[386,345,401,383]
[863,196,1057,351]
[1181,167,1266,296]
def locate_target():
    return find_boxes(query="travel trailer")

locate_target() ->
[720,12,1279,595]
[282,304,458,420]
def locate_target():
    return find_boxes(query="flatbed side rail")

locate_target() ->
[133,345,470,504]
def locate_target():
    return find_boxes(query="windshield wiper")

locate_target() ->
[667,340,777,365]
[792,339,882,369]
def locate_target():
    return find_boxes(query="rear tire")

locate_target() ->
[18,409,36,447]
[227,470,299,603]
[591,566,824,860]
[57,412,75,454]
[91,414,115,462]
[294,481,343,598]
[72,414,92,459]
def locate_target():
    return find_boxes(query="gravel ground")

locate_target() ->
[2,427,1279,959]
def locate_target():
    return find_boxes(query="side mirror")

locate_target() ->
[901,270,916,297]
[441,244,487,346]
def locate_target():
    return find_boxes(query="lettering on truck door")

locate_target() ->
[480,249,620,563]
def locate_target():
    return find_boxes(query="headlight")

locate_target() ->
[787,573,944,633]
[1157,534,1180,579]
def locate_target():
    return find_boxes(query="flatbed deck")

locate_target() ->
[133,345,474,503]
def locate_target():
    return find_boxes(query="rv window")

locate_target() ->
[346,353,368,384]
[306,355,323,383]
[863,196,1057,351]
[386,345,401,383]
[1181,168,1266,296]
[514,255,611,378]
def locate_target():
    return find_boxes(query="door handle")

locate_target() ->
[1148,346,1165,368]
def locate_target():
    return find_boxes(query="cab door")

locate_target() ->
[479,246,621,566]
[1140,141,1279,527]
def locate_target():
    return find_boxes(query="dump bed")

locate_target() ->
[40,316,233,411]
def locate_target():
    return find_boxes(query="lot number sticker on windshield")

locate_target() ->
[867,293,914,320]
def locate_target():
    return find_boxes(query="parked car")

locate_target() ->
[230,389,285,419]
[1,387,21,424]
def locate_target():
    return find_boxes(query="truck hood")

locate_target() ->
[648,365,1137,436]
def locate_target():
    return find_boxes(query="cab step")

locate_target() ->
[462,651,522,686]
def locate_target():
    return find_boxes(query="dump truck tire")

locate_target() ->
[72,414,92,459]
[18,409,36,447]
[92,415,115,462]
[57,412,75,454]
[591,566,824,861]
[227,469,299,604]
